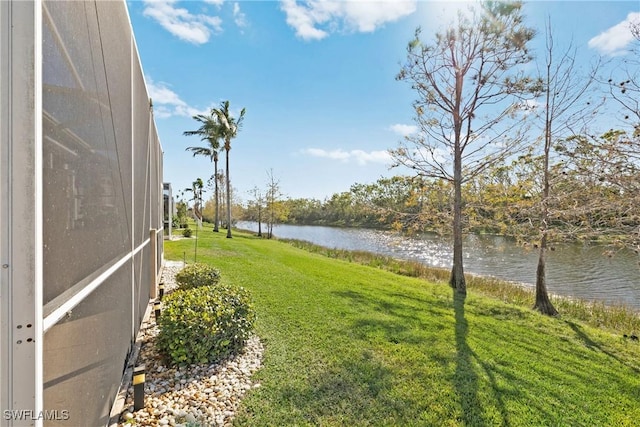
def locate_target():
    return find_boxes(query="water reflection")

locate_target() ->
[237,222,640,310]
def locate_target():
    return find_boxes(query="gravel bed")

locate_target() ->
[118,261,264,426]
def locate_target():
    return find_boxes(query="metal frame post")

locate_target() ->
[0,1,44,426]
[149,229,157,299]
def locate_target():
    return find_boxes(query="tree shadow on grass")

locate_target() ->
[566,320,640,374]
[327,286,640,425]
[454,292,517,426]
[274,349,400,425]
[453,291,486,427]
[334,289,452,346]
[336,289,453,320]
[334,288,514,425]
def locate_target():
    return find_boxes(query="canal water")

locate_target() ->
[237,221,640,310]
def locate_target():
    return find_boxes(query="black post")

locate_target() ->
[133,365,145,411]
[154,301,161,319]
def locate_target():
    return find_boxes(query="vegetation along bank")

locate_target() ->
[164,227,640,426]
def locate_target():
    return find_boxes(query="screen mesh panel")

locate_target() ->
[40,1,163,424]
[43,0,131,304]
[43,263,132,426]
[132,50,151,247]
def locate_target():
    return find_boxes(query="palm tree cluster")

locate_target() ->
[184,100,246,238]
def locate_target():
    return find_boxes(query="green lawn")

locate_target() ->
[165,227,640,426]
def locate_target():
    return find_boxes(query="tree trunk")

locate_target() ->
[225,145,232,238]
[534,81,558,316]
[257,205,262,237]
[213,156,219,232]
[450,178,466,295]
[450,98,466,295]
[534,235,558,315]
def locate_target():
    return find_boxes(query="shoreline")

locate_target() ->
[235,221,640,313]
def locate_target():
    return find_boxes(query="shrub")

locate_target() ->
[175,263,221,290]
[157,285,256,365]
[182,228,193,237]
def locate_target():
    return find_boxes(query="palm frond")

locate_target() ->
[184,112,223,153]
[185,146,213,158]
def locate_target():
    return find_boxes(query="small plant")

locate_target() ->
[175,262,221,290]
[182,228,193,237]
[157,285,256,365]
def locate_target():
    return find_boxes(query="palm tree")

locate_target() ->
[210,100,246,238]
[185,178,204,228]
[184,113,223,232]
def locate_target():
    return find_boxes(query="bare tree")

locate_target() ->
[607,18,640,127]
[185,178,205,230]
[556,22,640,254]
[528,20,601,315]
[569,18,640,252]
[248,186,264,237]
[266,169,283,239]
[631,18,640,42]
[558,130,640,253]
[391,1,536,295]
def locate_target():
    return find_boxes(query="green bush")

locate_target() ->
[157,285,256,365]
[182,228,193,237]
[175,262,221,290]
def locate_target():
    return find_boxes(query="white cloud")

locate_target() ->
[280,0,329,40]
[233,2,248,29]
[143,0,223,44]
[588,12,640,56]
[512,98,541,117]
[341,1,417,32]
[304,148,391,165]
[306,147,350,160]
[204,0,225,7]
[147,78,209,119]
[280,0,417,41]
[147,80,184,106]
[524,99,541,110]
[389,123,417,136]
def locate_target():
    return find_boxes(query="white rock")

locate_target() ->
[119,263,264,426]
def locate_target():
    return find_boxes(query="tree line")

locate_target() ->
[242,142,640,250]
[184,1,639,316]
[243,1,639,315]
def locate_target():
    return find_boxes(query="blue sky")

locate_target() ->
[126,1,639,202]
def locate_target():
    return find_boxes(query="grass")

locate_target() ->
[282,238,640,334]
[165,225,640,426]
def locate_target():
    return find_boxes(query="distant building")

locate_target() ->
[1,1,164,425]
